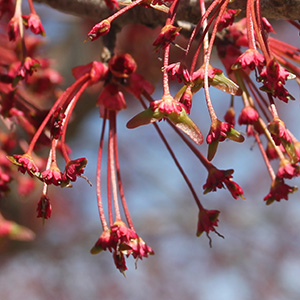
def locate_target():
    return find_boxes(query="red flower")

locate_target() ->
[41,166,63,186]
[268,118,292,145]
[153,24,181,52]
[8,153,40,177]
[206,119,244,160]
[267,118,298,163]
[113,251,127,275]
[8,16,19,41]
[203,167,245,200]
[165,62,191,83]
[150,94,186,116]
[265,142,280,160]
[50,108,65,139]
[197,209,220,237]
[179,87,193,114]
[233,49,265,71]
[90,221,154,274]
[22,13,46,36]
[126,237,154,260]
[90,230,115,254]
[72,61,108,84]
[238,106,259,125]
[36,194,52,219]
[192,64,223,82]
[97,83,127,112]
[17,57,40,80]
[277,159,300,179]
[197,208,223,246]
[259,59,295,102]
[61,158,87,185]
[217,9,239,31]
[224,106,235,126]
[108,54,137,78]
[111,220,138,244]
[87,19,111,41]
[264,177,297,205]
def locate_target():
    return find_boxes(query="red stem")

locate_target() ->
[203,0,230,122]
[254,131,276,181]
[108,0,144,22]
[246,0,257,50]
[97,110,108,231]
[109,110,121,221]
[60,80,90,162]
[27,0,37,14]
[113,113,135,230]
[26,74,89,155]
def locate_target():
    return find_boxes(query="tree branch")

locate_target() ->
[34,0,300,23]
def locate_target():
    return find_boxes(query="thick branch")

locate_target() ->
[34,0,300,24]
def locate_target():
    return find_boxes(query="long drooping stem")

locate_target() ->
[26,74,90,155]
[97,110,108,231]
[60,80,90,162]
[108,111,121,221]
[112,114,135,230]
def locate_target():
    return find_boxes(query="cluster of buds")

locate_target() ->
[1,0,300,274]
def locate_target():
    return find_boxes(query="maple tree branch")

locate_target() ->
[34,0,300,24]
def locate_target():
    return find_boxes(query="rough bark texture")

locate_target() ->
[34,0,300,26]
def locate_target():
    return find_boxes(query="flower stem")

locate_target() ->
[60,80,90,162]
[26,74,89,155]
[109,110,121,221]
[254,132,276,181]
[113,114,135,230]
[97,110,108,231]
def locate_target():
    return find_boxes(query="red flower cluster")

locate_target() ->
[91,221,154,274]
[153,24,181,52]
[264,177,297,205]
[259,59,295,102]
[203,167,244,200]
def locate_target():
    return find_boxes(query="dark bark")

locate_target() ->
[33,0,300,25]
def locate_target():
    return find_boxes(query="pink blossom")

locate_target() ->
[238,106,259,125]
[8,16,19,41]
[41,167,63,186]
[97,83,127,111]
[203,167,245,200]
[224,106,235,127]
[277,159,300,179]
[108,53,137,78]
[36,194,52,219]
[165,62,191,83]
[264,177,297,205]
[62,158,87,184]
[217,9,238,31]
[90,230,115,253]
[153,24,181,51]
[259,59,295,102]
[22,13,45,36]
[233,49,265,71]
[8,153,39,177]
